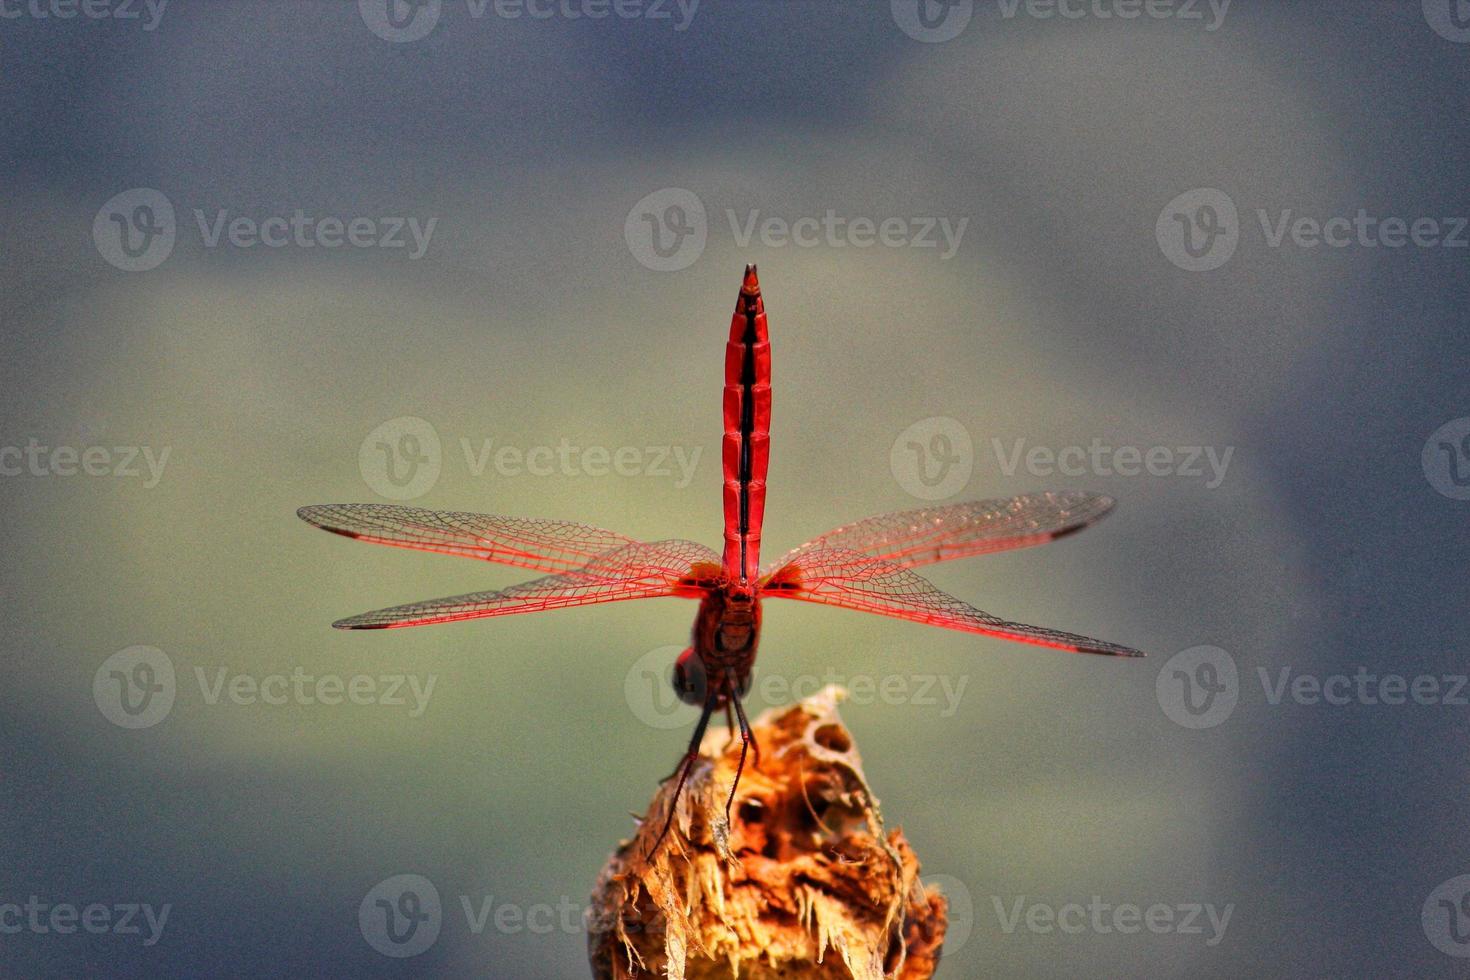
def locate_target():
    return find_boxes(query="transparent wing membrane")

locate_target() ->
[765,491,1114,573]
[330,539,721,630]
[297,503,638,575]
[760,547,1142,657]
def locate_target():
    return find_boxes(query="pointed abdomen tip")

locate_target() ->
[741,264,760,295]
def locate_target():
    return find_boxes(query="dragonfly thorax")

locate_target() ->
[679,587,762,699]
[713,588,759,654]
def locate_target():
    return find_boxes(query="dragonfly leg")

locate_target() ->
[648,693,717,859]
[723,670,758,827]
[732,685,761,772]
[659,755,686,784]
[724,725,749,828]
[723,702,739,751]
[656,698,734,783]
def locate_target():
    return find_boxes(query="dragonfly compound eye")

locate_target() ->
[671,648,709,706]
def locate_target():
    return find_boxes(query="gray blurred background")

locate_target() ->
[2,1,1468,976]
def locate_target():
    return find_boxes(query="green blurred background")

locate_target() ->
[2,2,1468,977]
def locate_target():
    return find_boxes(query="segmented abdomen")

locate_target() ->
[721,266,771,583]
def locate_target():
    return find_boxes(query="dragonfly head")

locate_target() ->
[672,647,708,706]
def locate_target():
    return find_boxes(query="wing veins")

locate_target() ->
[761,546,1142,657]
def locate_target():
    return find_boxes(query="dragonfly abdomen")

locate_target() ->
[722,265,771,584]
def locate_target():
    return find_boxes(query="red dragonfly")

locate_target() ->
[299,266,1142,851]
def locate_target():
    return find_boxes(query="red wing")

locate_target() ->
[331,539,722,629]
[759,547,1142,657]
[764,491,1114,573]
[298,503,638,575]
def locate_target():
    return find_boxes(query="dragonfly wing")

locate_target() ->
[760,547,1142,657]
[332,539,721,629]
[298,503,638,575]
[763,491,1115,573]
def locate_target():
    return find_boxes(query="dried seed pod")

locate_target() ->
[588,686,949,980]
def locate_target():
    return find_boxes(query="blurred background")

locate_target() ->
[2,2,1468,976]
